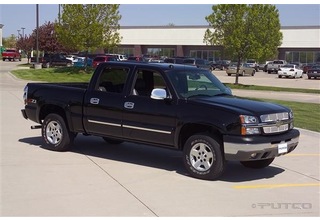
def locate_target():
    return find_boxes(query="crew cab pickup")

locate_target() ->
[2,48,21,61]
[21,62,300,180]
[267,60,287,74]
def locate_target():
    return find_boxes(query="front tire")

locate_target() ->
[240,158,274,169]
[42,114,75,151]
[183,134,225,180]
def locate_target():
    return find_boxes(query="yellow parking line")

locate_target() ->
[284,154,320,156]
[233,183,320,189]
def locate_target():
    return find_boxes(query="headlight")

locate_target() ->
[240,115,260,135]
[240,115,258,124]
[289,111,294,119]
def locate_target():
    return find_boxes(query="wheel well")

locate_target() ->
[39,104,67,125]
[179,123,223,150]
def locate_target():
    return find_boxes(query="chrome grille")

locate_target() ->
[260,112,289,134]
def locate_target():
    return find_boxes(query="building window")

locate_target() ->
[146,48,175,58]
[285,51,320,65]
[190,50,221,61]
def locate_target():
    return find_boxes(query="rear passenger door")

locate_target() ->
[83,66,129,138]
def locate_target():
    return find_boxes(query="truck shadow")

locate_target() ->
[19,134,284,182]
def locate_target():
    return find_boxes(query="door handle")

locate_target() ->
[124,102,134,109]
[90,98,100,104]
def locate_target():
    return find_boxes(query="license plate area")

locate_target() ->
[278,143,288,154]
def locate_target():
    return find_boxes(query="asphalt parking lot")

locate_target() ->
[0,60,319,216]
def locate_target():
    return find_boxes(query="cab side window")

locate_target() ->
[132,69,167,97]
[97,67,129,93]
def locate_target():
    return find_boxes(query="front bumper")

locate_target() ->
[224,129,300,161]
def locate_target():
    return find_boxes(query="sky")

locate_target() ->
[0,3,320,38]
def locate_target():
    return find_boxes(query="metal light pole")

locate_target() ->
[17,29,21,39]
[36,4,39,64]
[21,27,25,38]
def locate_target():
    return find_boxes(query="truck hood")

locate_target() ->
[188,95,290,116]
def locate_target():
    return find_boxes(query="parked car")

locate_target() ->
[215,60,231,70]
[66,55,79,64]
[73,57,93,67]
[278,64,303,78]
[307,65,320,79]
[92,55,118,68]
[183,58,211,70]
[267,60,287,74]
[40,53,73,68]
[246,59,259,71]
[2,48,21,61]
[106,54,128,61]
[226,63,256,76]
[127,56,147,62]
[263,61,273,72]
[163,57,184,64]
[302,63,316,73]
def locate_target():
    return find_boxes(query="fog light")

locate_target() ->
[250,153,258,159]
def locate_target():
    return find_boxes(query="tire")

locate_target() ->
[240,70,245,76]
[45,62,50,68]
[2,58,5,61]
[227,73,231,76]
[42,113,75,151]
[251,70,255,76]
[102,137,123,144]
[240,158,274,169]
[278,75,282,78]
[183,133,225,180]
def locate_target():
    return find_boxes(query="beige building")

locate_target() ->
[113,25,320,64]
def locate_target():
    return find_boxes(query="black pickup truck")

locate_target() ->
[21,62,300,180]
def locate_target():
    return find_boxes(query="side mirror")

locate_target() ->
[151,88,167,100]
[225,87,232,95]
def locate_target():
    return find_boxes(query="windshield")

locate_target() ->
[167,69,232,98]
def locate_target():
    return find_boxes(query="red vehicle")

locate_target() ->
[2,48,21,61]
[302,63,316,73]
[92,55,118,68]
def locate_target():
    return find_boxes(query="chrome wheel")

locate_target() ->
[189,142,215,172]
[46,120,62,145]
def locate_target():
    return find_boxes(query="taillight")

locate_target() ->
[23,85,28,105]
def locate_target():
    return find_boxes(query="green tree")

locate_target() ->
[204,4,283,84]
[3,34,17,49]
[55,4,122,66]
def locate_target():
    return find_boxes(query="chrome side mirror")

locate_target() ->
[151,88,167,100]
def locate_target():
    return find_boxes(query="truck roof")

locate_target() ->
[100,61,202,72]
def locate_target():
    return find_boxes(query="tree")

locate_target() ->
[16,34,34,63]
[31,21,70,54]
[3,34,17,48]
[204,4,283,84]
[55,4,122,66]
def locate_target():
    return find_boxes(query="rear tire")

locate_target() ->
[42,113,75,151]
[183,133,225,180]
[240,158,274,169]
